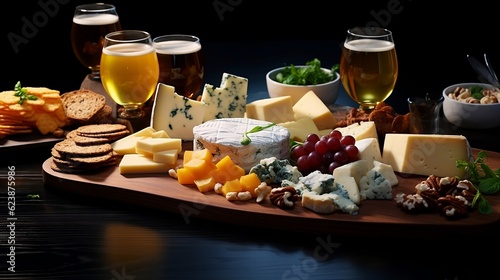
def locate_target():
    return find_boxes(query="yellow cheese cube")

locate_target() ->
[278,117,321,142]
[153,149,179,164]
[292,91,336,130]
[135,138,182,154]
[245,96,295,124]
[382,133,470,178]
[334,121,378,141]
[119,154,175,174]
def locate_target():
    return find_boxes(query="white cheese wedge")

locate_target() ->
[292,91,337,130]
[278,117,321,142]
[332,176,360,204]
[151,83,205,141]
[382,133,470,178]
[119,154,175,174]
[245,96,295,124]
[201,73,248,122]
[334,121,378,141]
[192,118,290,172]
[355,137,382,162]
[301,191,337,214]
[373,161,398,186]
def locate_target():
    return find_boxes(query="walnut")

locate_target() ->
[269,186,299,209]
[396,175,475,219]
[437,195,470,218]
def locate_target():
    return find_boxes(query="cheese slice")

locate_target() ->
[278,117,320,142]
[135,138,182,155]
[245,96,295,124]
[151,83,205,141]
[382,133,470,178]
[153,149,179,164]
[292,91,336,130]
[201,73,248,122]
[119,154,175,174]
[334,121,378,141]
[111,127,157,155]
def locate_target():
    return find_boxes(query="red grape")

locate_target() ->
[306,133,320,143]
[314,140,328,155]
[333,150,348,165]
[326,137,341,152]
[329,130,342,140]
[340,135,356,146]
[344,144,359,162]
[307,151,322,170]
[303,141,315,153]
[292,145,307,159]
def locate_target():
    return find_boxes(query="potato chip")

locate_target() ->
[35,113,60,135]
[0,91,20,105]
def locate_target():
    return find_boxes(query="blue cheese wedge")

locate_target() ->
[151,83,205,141]
[193,118,290,172]
[201,73,248,122]
[249,157,302,184]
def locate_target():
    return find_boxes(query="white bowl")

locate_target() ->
[266,66,340,105]
[442,82,500,129]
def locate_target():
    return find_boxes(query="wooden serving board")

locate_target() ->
[42,147,500,238]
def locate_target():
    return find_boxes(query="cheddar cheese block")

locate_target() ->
[382,133,471,178]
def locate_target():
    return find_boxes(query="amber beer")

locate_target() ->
[154,36,204,98]
[71,8,121,79]
[100,43,159,107]
[340,38,398,110]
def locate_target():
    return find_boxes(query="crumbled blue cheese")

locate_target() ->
[249,157,302,184]
[359,170,393,200]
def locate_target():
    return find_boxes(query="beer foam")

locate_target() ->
[73,14,119,25]
[344,39,394,52]
[154,40,202,55]
[103,43,155,56]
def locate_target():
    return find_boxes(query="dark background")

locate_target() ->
[1,0,498,113]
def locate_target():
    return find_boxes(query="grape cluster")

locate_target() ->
[291,130,359,175]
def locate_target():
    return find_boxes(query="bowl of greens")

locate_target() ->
[266,58,340,105]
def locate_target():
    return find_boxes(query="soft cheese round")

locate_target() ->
[193,118,290,172]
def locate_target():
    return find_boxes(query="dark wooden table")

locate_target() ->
[2,40,500,279]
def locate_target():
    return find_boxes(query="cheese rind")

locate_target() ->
[245,96,295,124]
[151,83,205,141]
[201,73,248,122]
[193,118,290,172]
[382,133,470,178]
[292,91,336,130]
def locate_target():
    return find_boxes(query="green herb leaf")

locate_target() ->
[14,81,37,105]
[276,58,335,85]
[240,123,276,145]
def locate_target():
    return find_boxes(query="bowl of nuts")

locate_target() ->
[442,82,500,129]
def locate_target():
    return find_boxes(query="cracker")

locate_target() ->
[76,123,128,135]
[54,138,112,156]
[61,89,106,122]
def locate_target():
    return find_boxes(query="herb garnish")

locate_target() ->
[456,151,500,214]
[14,81,37,105]
[276,58,338,85]
[240,123,276,145]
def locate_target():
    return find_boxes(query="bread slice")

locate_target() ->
[61,89,106,122]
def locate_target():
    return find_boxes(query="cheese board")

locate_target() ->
[42,146,500,238]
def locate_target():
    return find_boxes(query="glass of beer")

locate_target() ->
[153,34,205,99]
[71,3,121,80]
[100,30,159,119]
[340,27,398,111]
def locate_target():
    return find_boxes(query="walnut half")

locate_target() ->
[269,186,299,209]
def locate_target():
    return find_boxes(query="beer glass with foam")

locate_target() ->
[340,27,398,111]
[71,3,121,80]
[153,34,205,99]
[100,30,159,119]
